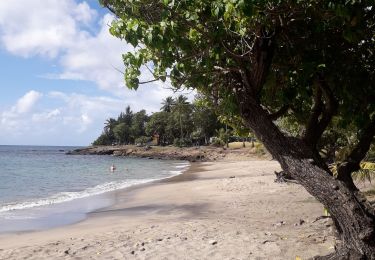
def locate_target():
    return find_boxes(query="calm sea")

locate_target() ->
[0,145,189,232]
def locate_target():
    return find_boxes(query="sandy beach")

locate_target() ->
[0,160,336,259]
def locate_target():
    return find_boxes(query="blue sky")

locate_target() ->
[0,0,192,146]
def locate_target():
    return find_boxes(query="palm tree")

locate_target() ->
[104,117,117,144]
[104,118,117,133]
[174,95,190,141]
[160,96,175,112]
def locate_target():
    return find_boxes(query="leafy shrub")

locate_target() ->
[210,137,224,147]
[92,133,112,146]
[173,138,192,147]
[135,136,150,146]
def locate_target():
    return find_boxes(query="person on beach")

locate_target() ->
[110,164,116,172]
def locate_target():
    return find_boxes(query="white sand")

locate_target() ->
[0,160,335,259]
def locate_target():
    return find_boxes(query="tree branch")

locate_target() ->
[250,28,276,98]
[337,117,375,188]
[269,104,289,121]
[303,76,338,148]
[101,1,120,16]
[221,41,250,61]
[316,75,338,133]
[139,78,161,84]
[303,85,323,146]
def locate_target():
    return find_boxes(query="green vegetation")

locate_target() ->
[100,0,375,257]
[93,95,225,146]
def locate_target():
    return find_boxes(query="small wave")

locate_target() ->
[1,214,36,220]
[168,162,190,176]
[0,162,191,214]
[0,179,156,213]
[175,164,189,169]
[169,170,183,175]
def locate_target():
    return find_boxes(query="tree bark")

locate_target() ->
[240,99,375,259]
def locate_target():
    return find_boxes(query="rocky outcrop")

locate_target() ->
[66,145,265,162]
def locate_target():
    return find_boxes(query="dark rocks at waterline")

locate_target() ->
[66,145,265,162]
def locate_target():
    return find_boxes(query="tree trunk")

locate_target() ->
[240,100,375,259]
[179,115,183,141]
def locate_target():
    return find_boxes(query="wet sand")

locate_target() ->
[0,160,335,259]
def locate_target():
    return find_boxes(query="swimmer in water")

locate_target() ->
[110,164,116,172]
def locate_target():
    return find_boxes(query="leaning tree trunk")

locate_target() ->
[240,100,375,259]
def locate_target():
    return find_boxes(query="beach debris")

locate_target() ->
[140,248,146,251]
[262,240,275,244]
[131,250,135,255]
[312,215,331,223]
[273,220,286,227]
[264,232,272,236]
[294,219,305,226]
[64,248,70,255]
[209,239,218,245]
[156,238,163,242]
[229,176,236,178]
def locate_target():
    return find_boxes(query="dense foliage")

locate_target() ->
[93,95,223,146]
[100,0,375,257]
[101,0,374,161]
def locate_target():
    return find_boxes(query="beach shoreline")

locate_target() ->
[0,158,192,235]
[0,160,336,259]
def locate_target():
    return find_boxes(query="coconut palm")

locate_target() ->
[173,95,190,141]
[160,96,175,112]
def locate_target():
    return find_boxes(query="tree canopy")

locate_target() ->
[93,95,223,146]
[102,0,374,164]
[101,0,375,258]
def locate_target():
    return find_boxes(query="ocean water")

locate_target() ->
[0,145,189,232]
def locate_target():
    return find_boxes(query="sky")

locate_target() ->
[0,0,193,146]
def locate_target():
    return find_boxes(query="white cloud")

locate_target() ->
[57,13,131,93]
[1,90,43,139]
[0,90,129,145]
[0,89,197,145]
[0,0,96,58]
[0,1,197,145]
[74,2,97,25]
[12,90,42,114]
[0,0,188,101]
[32,109,61,123]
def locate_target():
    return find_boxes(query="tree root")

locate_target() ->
[312,248,366,260]
[274,170,298,183]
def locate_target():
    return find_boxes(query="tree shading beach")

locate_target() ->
[101,0,375,258]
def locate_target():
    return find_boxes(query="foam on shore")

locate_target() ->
[0,162,190,215]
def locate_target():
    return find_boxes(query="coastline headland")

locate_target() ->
[67,145,268,162]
